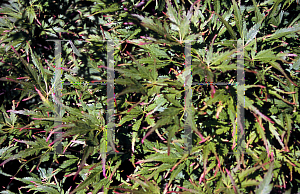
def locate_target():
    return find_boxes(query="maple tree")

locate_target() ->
[0,0,300,193]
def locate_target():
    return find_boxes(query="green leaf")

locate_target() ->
[246,22,261,45]
[37,185,60,194]
[0,190,16,194]
[268,123,284,149]
[167,124,179,155]
[142,116,174,144]
[269,61,298,86]
[284,188,292,194]
[0,7,22,19]
[164,94,183,108]
[232,0,243,38]
[126,52,152,80]
[210,49,236,66]
[240,179,260,187]
[244,96,273,123]
[251,0,263,23]
[254,49,277,62]
[179,15,191,41]
[264,23,300,41]
[132,117,142,153]
[166,1,180,25]
[131,14,176,42]
[91,3,120,14]
[238,165,263,182]
[0,168,13,177]
[59,159,78,169]
[132,117,142,132]
[146,95,168,112]
[70,171,109,194]
[168,162,185,185]
[214,12,237,40]
[136,152,179,164]
[139,44,170,59]
[268,0,283,19]
[115,67,142,80]
[255,162,274,194]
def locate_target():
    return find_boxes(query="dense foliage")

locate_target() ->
[0,0,300,193]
